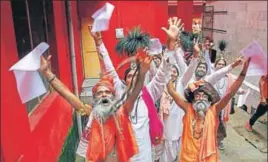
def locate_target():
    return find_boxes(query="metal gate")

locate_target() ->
[202,5,227,39]
[202,5,214,39]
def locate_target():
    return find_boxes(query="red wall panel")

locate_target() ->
[1,2,32,161]
[78,1,168,78]
[53,1,73,91]
[1,1,75,161]
[25,93,73,162]
[177,0,194,31]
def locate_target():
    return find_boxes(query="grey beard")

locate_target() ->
[92,97,114,122]
[195,70,206,79]
[193,100,210,118]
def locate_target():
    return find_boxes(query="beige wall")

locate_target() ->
[209,1,267,66]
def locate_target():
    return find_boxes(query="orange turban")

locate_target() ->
[92,76,115,96]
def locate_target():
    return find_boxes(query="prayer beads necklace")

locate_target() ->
[192,113,205,139]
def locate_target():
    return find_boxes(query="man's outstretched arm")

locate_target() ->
[215,58,250,114]
[124,56,152,114]
[90,27,126,99]
[40,56,92,115]
[167,80,188,112]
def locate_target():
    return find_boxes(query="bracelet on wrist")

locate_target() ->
[48,74,56,83]
[240,73,246,77]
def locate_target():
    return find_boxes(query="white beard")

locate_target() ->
[193,100,211,118]
[92,97,114,122]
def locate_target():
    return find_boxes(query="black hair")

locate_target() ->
[124,68,132,81]
[184,82,220,104]
[162,44,167,51]
[215,58,227,67]
[196,61,208,72]
[172,65,179,75]
[185,89,213,103]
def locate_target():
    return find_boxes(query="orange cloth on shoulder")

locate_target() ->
[86,107,138,162]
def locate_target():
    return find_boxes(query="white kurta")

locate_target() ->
[159,49,187,162]
[130,55,172,162]
[212,71,246,121]
[184,63,233,87]
[98,43,172,162]
[163,48,187,142]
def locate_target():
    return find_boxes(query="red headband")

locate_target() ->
[92,76,115,95]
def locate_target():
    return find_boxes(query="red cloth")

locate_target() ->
[86,107,138,161]
[92,76,115,95]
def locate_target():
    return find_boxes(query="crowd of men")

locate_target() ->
[38,17,267,162]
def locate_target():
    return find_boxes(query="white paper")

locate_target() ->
[91,3,115,32]
[148,38,162,55]
[9,42,49,103]
[237,89,251,107]
[240,40,267,76]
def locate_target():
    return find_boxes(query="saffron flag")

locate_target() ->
[9,42,49,103]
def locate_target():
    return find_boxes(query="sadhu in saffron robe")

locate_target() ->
[179,104,220,162]
[86,107,138,162]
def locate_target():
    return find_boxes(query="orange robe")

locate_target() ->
[223,74,234,123]
[86,107,138,162]
[179,104,220,162]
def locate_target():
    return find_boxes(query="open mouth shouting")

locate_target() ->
[101,98,110,106]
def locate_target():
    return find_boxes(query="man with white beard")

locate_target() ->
[157,38,201,162]
[167,58,251,162]
[183,55,245,88]
[89,17,184,162]
[39,53,153,162]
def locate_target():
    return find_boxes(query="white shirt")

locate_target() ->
[185,63,233,87]
[97,43,173,162]
[163,78,185,141]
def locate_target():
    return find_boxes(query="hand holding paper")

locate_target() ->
[9,42,49,103]
[240,40,267,76]
[91,2,115,32]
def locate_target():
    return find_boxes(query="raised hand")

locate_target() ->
[240,57,251,75]
[193,37,201,58]
[162,17,184,42]
[231,56,244,68]
[88,25,102,40]
[39,55,52,75]
[138,55,153,74]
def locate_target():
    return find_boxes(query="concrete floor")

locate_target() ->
[220,108,267,162]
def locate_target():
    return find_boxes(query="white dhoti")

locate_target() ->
[159,139,181,162]
[152,142,164,161]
